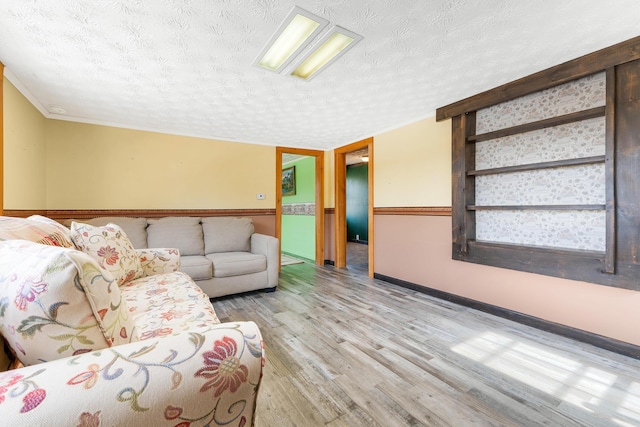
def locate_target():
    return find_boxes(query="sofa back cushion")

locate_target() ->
[70,222,144,286]
[147,217,204,256]
[0,216,73,247]
[72,217,149,249]
[0,241,135,366]
[202,217,254,254]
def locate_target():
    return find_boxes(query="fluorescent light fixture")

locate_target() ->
[361,156,369,162]
[291,26,363,80]
[254,6,328,73]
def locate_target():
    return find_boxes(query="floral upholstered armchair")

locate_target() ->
[0,216,264,426]
[0,324,263,426]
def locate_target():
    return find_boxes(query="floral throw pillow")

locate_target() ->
[70,222,143,286]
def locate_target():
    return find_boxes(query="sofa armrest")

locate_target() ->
[0,321,264,427]
[137,248,181,276]
[251,233,279,287]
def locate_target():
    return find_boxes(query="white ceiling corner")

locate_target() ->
[1,1,639,151]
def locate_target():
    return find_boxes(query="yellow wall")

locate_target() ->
[324,150,335,208]
[3,79,47,209]
[374,117,451,207]
[4,79,275,210]
[45,120,275,209]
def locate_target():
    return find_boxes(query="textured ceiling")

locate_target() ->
[1,1,639,150]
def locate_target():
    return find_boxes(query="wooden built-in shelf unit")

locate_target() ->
[436,36,640,290]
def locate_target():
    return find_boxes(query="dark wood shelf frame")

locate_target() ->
[468,106,606,143]
[437,36,640,290]
[469,239,606,257]
[467,204,606,211]
[604,67,616,274]
[468,155,605,176]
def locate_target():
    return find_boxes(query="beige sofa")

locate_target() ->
[69,216,280,298]
[0,215,264,426]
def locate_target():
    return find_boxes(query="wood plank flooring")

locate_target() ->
[211,262,640,427]
[346,241,369,275]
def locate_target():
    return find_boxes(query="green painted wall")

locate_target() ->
[346,163,369,242]
[282,156,315,203]
[281,156,315,260]
[281,215,315,260]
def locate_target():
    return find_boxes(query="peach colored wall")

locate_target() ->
[324,212,335,261]
[3,79,47,209]
[249,215,276,237]
[375,215,640,345]
[45,120,275,209]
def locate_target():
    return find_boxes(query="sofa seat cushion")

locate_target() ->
[207,252,267,278]
[180,255,213,280]
[121,271,220,340]
[147,217,204,256]
[0,241,135,366]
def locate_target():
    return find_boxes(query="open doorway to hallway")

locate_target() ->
[346,150,369,274]
[334,137,374,277]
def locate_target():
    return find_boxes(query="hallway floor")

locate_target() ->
[347,241,368,274]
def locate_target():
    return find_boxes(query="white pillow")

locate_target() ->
[0,215,73,247]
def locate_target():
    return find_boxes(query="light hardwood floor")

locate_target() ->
[211,262,640,427]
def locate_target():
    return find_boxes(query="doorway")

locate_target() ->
[275,147,325,267]
[334,137,374,277]
[346,154,369,274]
[281,154,315,262]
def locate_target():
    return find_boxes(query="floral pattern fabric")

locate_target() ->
[0,241,135,366]
[137,247,181,276]
[122,271,220,340]
[0,323,264,426]
[71,222,144,286]
[0,215,264,426]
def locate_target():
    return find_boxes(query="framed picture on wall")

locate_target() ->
[282,166,296,196]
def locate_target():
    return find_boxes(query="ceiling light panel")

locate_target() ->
[291,26,363,81]
[254,6,328,73]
